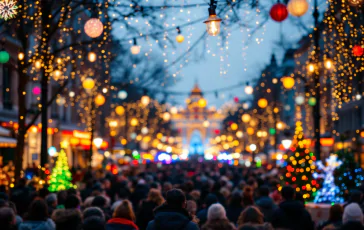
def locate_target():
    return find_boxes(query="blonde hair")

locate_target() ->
[147,189,165,206]
[113,200,135,222]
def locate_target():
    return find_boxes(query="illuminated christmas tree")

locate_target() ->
[48,149,74,192]
[334,149,363,200]
[282,121,319,200]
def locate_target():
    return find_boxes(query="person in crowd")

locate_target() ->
[45,194,57,216]
[8,201,23,228]
[201,203,236,230]
[10,178,31,217]
[187,200,198,216]
[83,216,106,230]
[52,209,82,230]
[83,206,105,220]
[237,206,273,230]
[271,186,314,230]
[106,200,138,230]
[136,189,165,230]
[111,188,130,212]
[146,189,199,230]
[317,204,343,230]
[56,190,67,209]
[197,193,218,227]
[227,191,243,225]
[0,207,16,230]
[65,194,80,210]
[19,199,55,230]
[255,186,276,222]
[92,195,111,221]
[339,203,364,230]
[344,190,364,213]
[242,186,254,208]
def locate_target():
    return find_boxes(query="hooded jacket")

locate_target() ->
[271,200,314,230]
[255,196,277,222]
[146,204,199,230]
[18,219,55,230]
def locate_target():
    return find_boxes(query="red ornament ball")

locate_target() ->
[214,129,220,135]
[270,3,288,22]
[234,97,239,103]
[353,45,364,57]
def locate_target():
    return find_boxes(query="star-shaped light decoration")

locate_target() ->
[0,0,18,21]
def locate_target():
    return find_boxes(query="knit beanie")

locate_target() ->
[343,203,364,224]
[207,203,226,220]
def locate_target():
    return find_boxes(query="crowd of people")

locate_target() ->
[0,161,363,230]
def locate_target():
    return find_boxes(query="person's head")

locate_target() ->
[350,190,363,204]
[229,191,243,208]
[204,193,218,209]
[166,189,186,209]
[91,196,107,209]
[242,186,254,206]
[46,193,58,208]
[0,207,15,230]
[83,207,105,220]
[329,204,343,222]
[238,206,264,226]
[281,186,295,201]
[207,203,227,221]
[57,190,68,206]
[0,199,9,208]
[116,188,129,200]
[163,182,172,192]
[343,203,363,224]
[65,195,80,209]
[186,200,197,215]
[26,199,49,221]
[258,186,270,197]
[112,200,135,222]
[82,216,105,230]
[147,189,165,206]
[52,209,82,230]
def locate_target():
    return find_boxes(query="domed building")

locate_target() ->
[171,83,224,155]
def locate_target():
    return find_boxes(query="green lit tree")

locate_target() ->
[282,121,318,200]
[48,149,74,192]
[334,149,363,200]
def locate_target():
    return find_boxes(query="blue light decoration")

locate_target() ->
[156,152,172,164]
[117,90,128,100]
[314,155,344,204]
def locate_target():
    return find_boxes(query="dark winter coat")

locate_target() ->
[196,209,208,227]
[106,218,139,230]
[136,200,159,230]
[226,206,243,224]
[339,221,364,230]
[146,204,199,230]
[201,219,236,230]
[255,197,277,222]
[18,219,55,230]
[317,220,342,230]
[271,200,314,230]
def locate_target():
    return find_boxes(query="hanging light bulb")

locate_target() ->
[130,38,140,55]
[176,27,185,43]
[245,84,253,95]
[141,95,150,106]
[35,60,42,69]
[18,52,24,61]
[84,18,103,38]
[203,0,222,36]
[324,58,333,69]
[88,52,97,62]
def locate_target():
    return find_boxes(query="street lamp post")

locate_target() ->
[312,0,321,161]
